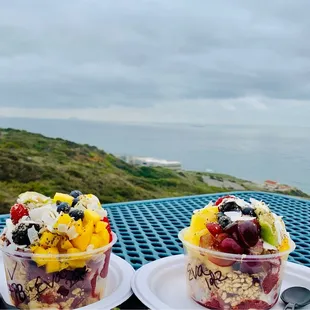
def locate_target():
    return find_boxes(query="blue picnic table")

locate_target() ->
[104,191,310,269]
[0,191,309,308]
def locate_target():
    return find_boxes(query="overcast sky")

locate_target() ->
[0,0,310,125]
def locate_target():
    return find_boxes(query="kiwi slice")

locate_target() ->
[258,214,279,246]
[254,203,279,247]
[259,221,279,246]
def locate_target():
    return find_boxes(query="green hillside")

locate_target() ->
[0,128,308,214]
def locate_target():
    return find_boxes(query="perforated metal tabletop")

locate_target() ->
[0,191,309,270]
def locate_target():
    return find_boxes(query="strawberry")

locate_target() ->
[233,299,270,309]
[38,291,55,304]
[216,233,230,244]
[204,298,221,309]
[102,217,112,242]
[102,216,110,229]
[90,270,99,298]
[262,273,279,294]
[196,294,222,309]
[269,258,281,274]
[206,223,223,236]
[100,248,112,278]
[215,195,235,206]
[10,203,29,225]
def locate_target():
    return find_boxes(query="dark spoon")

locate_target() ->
[0,293,17,309]
[281,286,310,310]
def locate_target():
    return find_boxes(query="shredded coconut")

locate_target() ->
[86,244,95,251]
[224,211,255,222]
[67,226,78,240]
[263,241,277,251]
[58,224,68,233]
[97,209,107,218]
[27,226,39,244]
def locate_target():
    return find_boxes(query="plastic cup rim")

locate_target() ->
[0,231,117,259]
[178,227,296,260]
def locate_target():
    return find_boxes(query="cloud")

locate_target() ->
[0,0,310,125]
[221,102,237,111]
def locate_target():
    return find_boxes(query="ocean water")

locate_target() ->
[1,118,310,194]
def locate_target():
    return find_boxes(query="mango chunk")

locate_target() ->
[184,228,209,246]
[279,237,290,252]
[39,231,60,248]
[67,247,80,254]
[90,234,103,249]
[95,221,107,234]
[59,238,73,251]
[59,261,70,270]
[45,247,61,273]
[33,246,48,267]
[83,209,101,224]
[47,247,59,255]
[55,213,72,227]
[30,245,39,252]
[71,221,93,251]
[74,219,84,235]
[190,206,218,233]
[98,228,110,247]
[67,248,85,268]
[69,259,85,268]
[46,261,60,273]
[199,205,219,216]
[54,193,74,206]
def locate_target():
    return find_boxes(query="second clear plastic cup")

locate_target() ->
[1,232,117,309]
[179,228,295,310]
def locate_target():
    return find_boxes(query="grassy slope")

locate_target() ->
[0,128,227,213]
[0,128,307,214]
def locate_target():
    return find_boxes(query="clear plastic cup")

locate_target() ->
[179,228,295,310]
[1,232,117,309]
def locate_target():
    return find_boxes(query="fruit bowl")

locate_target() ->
[179,228,295,309]
[1,232,117,309]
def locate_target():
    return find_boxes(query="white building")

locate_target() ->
[116,155,182,170]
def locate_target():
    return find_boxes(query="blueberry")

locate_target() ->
[69,209,84,221]
[217,212,232,229]
[74,266,87,279]
[242,207,256,217]
[56,200,62,206]
[217,212,225,218]
[71,197,79,208]
[219,202,241,213]
[232,261,241,271]
[57,202,70,214]
[33,224,41,231]
[57,286,69,297]
[12,223,41,246]
[70,190,83,198]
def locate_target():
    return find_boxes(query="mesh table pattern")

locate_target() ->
[0,191,309,270]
